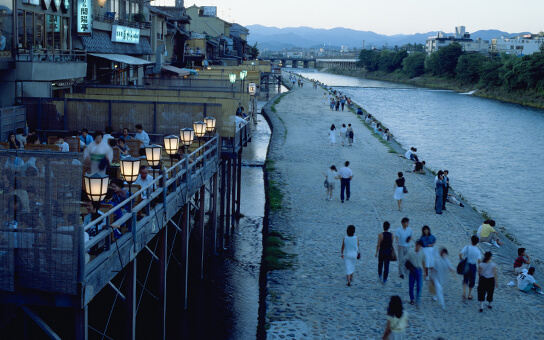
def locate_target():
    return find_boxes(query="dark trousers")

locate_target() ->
[463,263,477,288]
[443,187,449,209]
[378,250,391,281]
[340,178,350,201]
[478,276,495,302]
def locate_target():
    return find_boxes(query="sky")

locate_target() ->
[171,0,544,35]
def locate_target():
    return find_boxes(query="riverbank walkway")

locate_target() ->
[264,75,544,339]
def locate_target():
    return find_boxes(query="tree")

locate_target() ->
[426,43,463,77]
[356,49,379,71]
[392,50,408,70]
[478,58,503,88]
[378,50,396,72]
[456,53,488,84]
[248,43,259,59]
[402,52,426,78]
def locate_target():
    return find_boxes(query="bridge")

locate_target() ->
[0,120,252,339]
[315,58,358,70]
[261,57,359,70]
[263,57,317,68]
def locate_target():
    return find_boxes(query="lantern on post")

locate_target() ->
[180,127,194,153]
[204,117,216,135]
[120,156,141,197]
[145,144,162,178]
[164,135,180,166]
[193,121,206,152]
[240,70,247,92]
[84,173,110,202]
[229,72,236,97]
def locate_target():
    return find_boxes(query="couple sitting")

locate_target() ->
[477,220,503,248]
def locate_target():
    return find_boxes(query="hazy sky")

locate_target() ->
[174,0,544,35]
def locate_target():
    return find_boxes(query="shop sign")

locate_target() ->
[23,0,40,6]
[111,25,140,44]
[46,15,61,33]
[51,0,61,11]
[62,0,70,12]
[77,0,92,35]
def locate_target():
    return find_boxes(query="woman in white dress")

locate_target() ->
[328,124,336,146]
[83,131,113,175]
[383,295,409,340]
[393,172,405,211]
[341,225,359,286]
[340,124,347,146]
[322,165,338,201]
[419,226,437,280]
[322,92,328,105]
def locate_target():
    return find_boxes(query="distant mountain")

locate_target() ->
[246,25,532,51]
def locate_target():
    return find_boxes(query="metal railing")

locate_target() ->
[221,118,250,153]
[16,49,87,63]
[93,12,152,29]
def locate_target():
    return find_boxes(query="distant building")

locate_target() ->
[491,34,544,56]
[426,26,490,55]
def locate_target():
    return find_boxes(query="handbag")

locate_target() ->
[404,260,416,272]
[457,258,469,275]
[403,186,408,194]
[357,252,361,260]
[324,180,328,188]
[390,247,398,262]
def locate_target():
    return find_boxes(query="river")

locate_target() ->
[295,69,544,260]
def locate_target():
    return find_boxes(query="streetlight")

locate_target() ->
[180,127,194,154]
[229,72,236,98]
[248,82,257,121]
[193,121,206,154]
[120,156,141,197]
[164,135,180,166]
[204,116,216,136]
[84,173,109,202]
[145,144,162,179]
[240,70,247,92]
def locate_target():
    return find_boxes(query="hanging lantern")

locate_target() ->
[163,135,180,155]
[240,70,247,80]
[180,127,194,147]
[84,173,109,202]
[193,121,207,138]
[120,157,141,184]
[229,73,236,84]
[145,145,162,167]
[204,117,216,133]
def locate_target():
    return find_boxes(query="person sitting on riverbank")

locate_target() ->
[517,267,544,295]
[514,248,531,275]
[357,107,363,115]
[383,129,391,141]
[447,194,464,207]
[404,147,418,162]
[477,220,503,247]
[412,160,426,174]
[365,114,372,124]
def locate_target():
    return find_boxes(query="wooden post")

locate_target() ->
[231,157,237,228]
[158,225,167,338]
[74,306,88,340]
[124,259,137,340]
[225,159,231,236]
[219,161,226,245]
[180,203,189,309]
[211,172,218,255]
[236,150,242,217]
[198,185,205,279]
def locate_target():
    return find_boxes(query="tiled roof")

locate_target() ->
[152,6,190,22]
[81,30,153,55]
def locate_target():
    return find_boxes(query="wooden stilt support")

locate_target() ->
[219,162,226,247]
[180,203,189,309]
[236,150,242,217]
[212,172,218,255]
[225,159,231,236]
[124,258,137,340]
[75,306,88,340]
[231,157,237,228]
[158,225,168,339]
[198,185,205,279]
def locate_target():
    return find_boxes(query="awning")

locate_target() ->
[181,68,198,75]
[88,53,154,65]
[161,65,191,76]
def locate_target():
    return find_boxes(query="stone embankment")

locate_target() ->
[263,73,544,339]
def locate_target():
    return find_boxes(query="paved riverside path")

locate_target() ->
[264,76,544,339]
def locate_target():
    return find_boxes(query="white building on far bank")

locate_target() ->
[426,26,490,55]
[491,34,544,56]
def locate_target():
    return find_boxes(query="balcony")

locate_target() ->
[15,49,87,81]
[93,12,152,30]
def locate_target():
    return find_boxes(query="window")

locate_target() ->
[0,0,14,55]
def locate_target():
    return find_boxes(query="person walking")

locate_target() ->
[338,161,353,203]
[335,98,340,111]
[407,241,426,306]
[340,97,346,111]
[329,97,335,111]
[419,226,436,280]
[347,124,354,146]
[323,165,338,201]
[340,225,359,286]
[383,296,408,340]
[460,235,482,300]
[395,217,412,279]
[435,172,446,214]
[477,251,498,312]
[340,124,347,146]
[393,172,405,211]
[432,248,456,310]
[442,170,449,210]
[328,124,336,146]
[376,221,394,284]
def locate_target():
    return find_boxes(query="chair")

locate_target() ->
[125,139,142,158]
[47,136,59,145]
[25,144,55,151]
[65,137,81,152]
[0,142,8,149]
[108,138,118,148]
[112,147,121,163]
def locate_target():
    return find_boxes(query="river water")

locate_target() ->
[296,69,544,260]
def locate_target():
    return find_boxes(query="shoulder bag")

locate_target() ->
[390,246,398,262]
[457,258,469,275]
[403,186,408,193]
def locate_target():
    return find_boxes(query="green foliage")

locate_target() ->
[426,43,463,77]
[248,42,260,59]
[478,58,503,88]
[456,53,488,84]
[402,52,426,78]
[356,49,379,71]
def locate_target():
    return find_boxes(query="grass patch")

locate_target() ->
[265,159,275,171]
[270,93,288,114]
[266,236,285,248]
[267,180,283,211]
[480,210,492,221]
[264,233,295,270]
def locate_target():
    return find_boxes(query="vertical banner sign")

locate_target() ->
[77,0,92,35]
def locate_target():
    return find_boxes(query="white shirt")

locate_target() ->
[134,130,150,146]
[395,226,413,247]
[326,170,337,183]
[340,127,347,135]
[57,141,69,152]
[103,133,114,141]
[460,245,482,264]
[405,150,412,160]
[517,270,536,290]
[338,167,352,179]
[133,174,155,198]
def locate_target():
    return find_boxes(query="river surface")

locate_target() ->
[295,69,544,260]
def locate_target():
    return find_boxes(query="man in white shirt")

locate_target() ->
[133,165,155,199]
[517,267,544,294]
[337,161,353,203]
[15,128,27,147]
[459,235,482,300]
[134,124,150,147]
[103,126,115,142]
[395,217,412,279]
[55,135,70,152]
